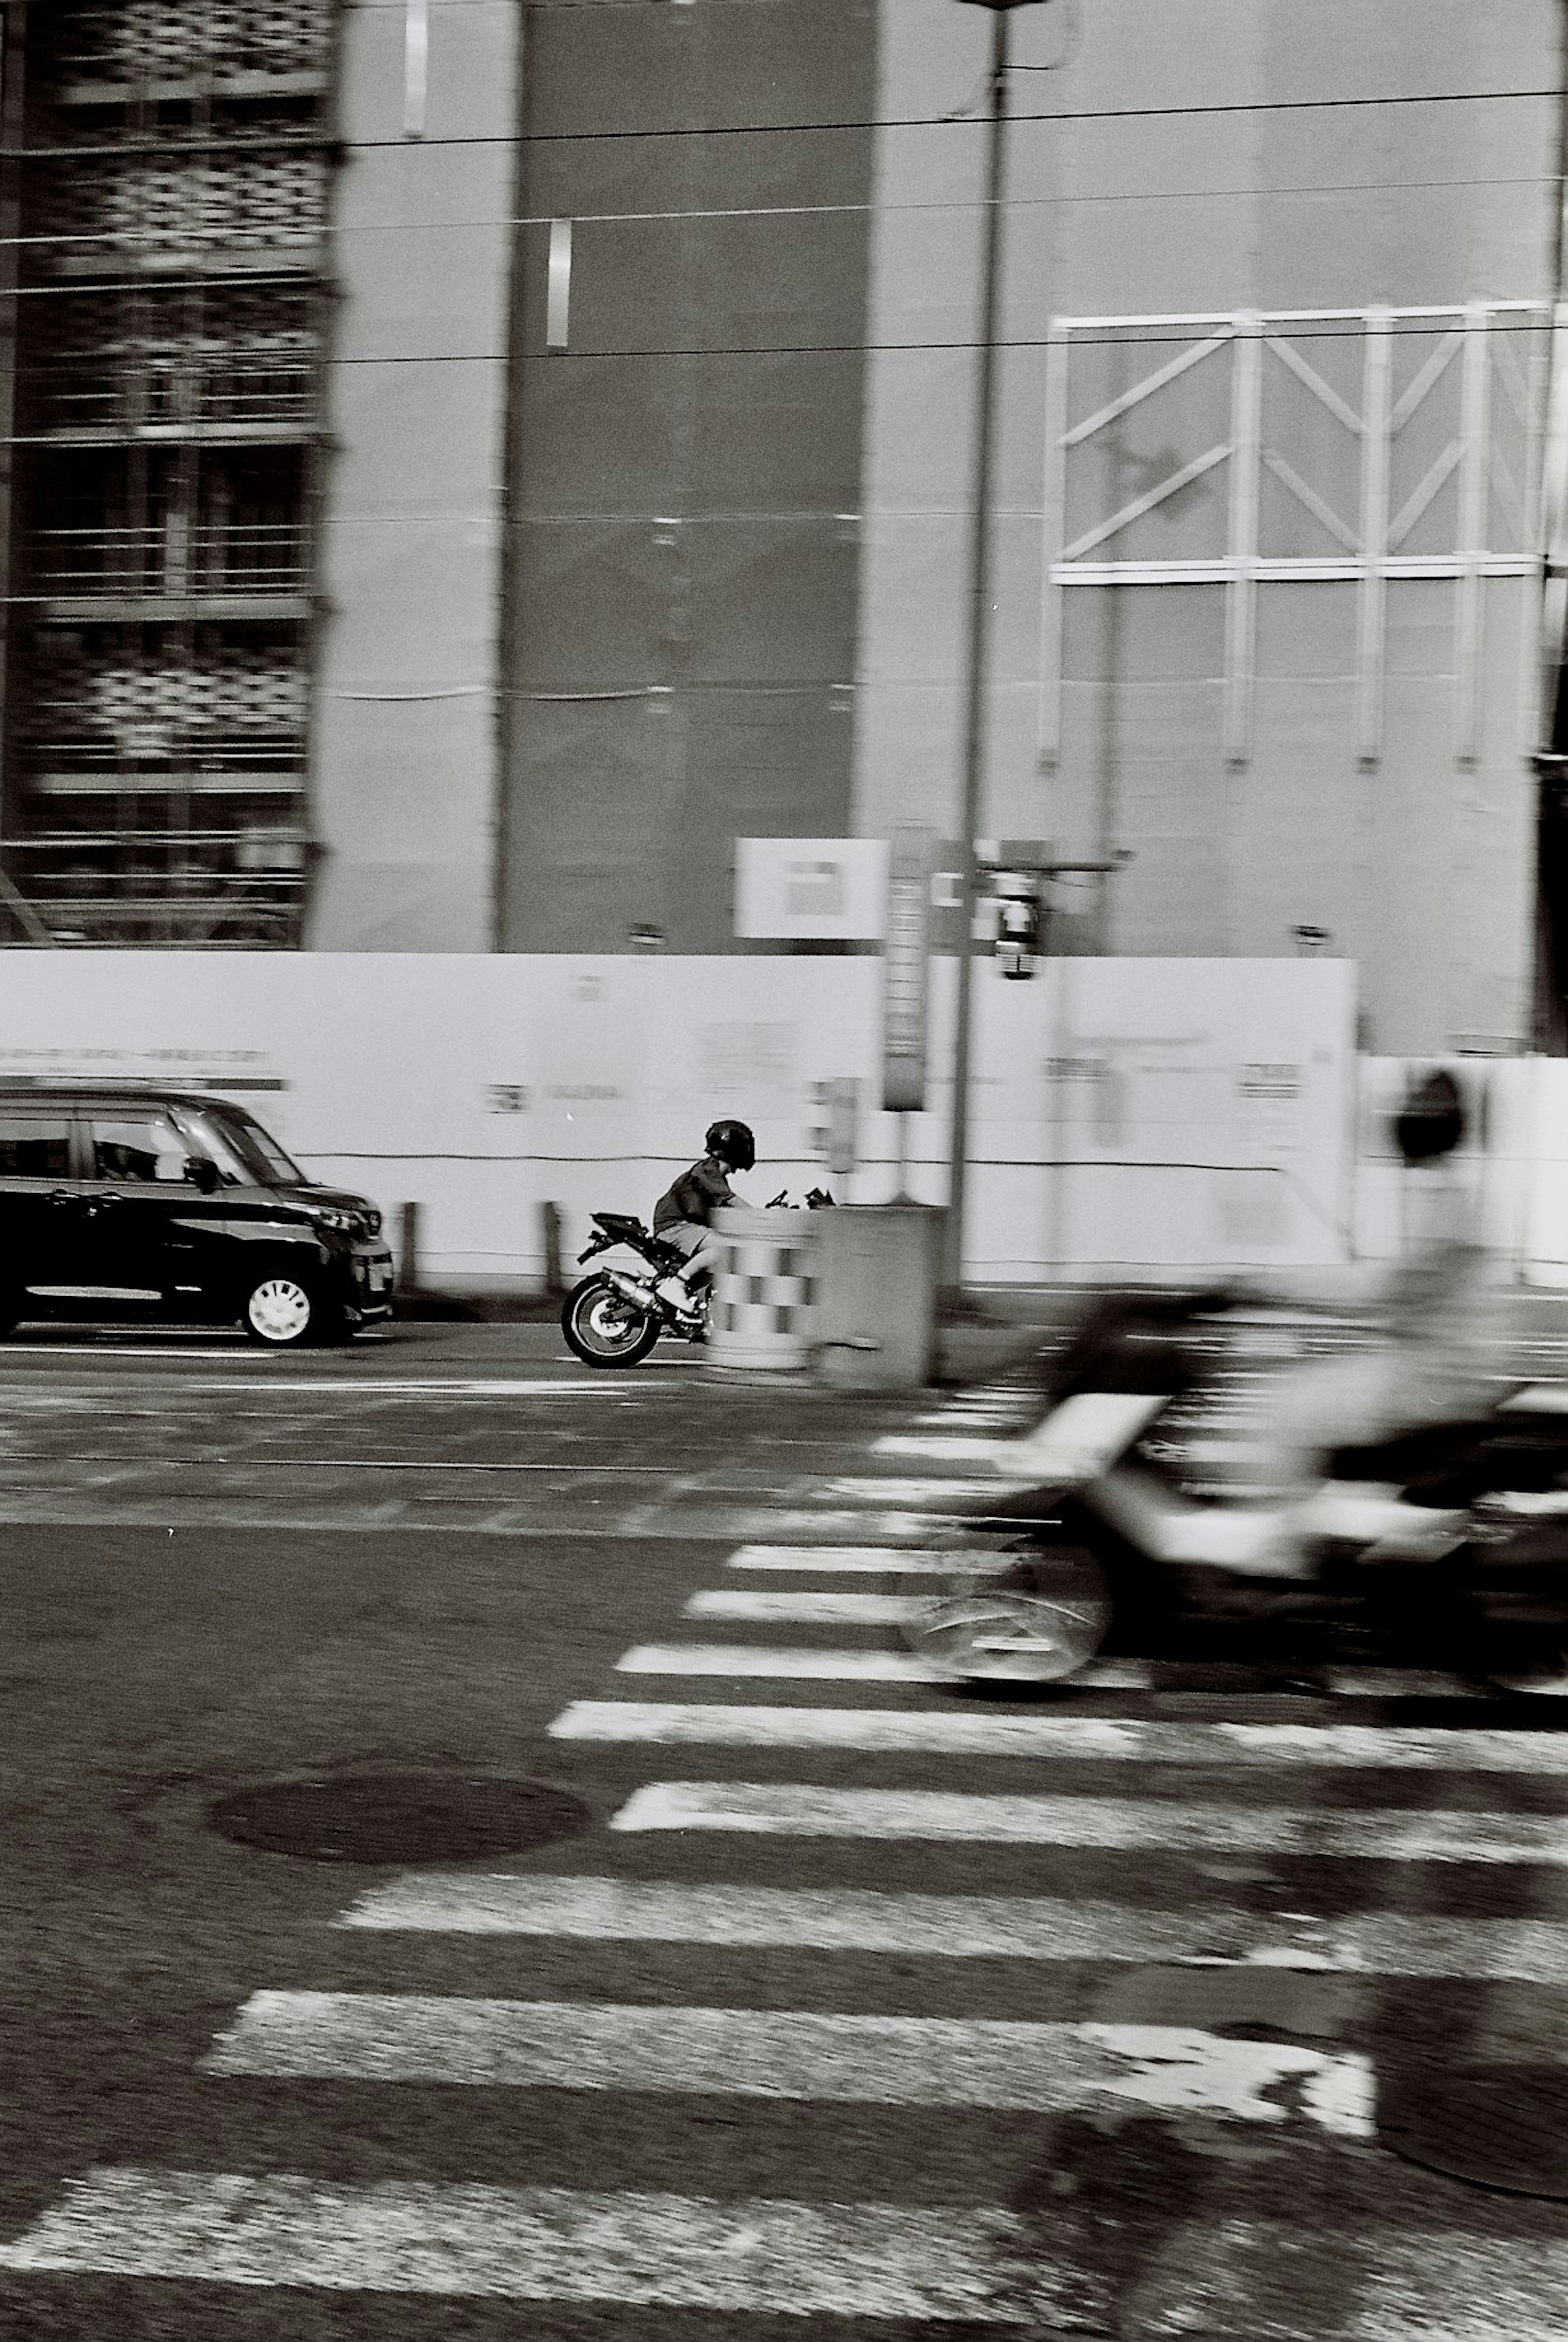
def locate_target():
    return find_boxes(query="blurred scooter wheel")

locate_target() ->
[898,1545,1113,1684]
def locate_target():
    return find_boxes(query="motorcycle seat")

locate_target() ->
[592,1211,646,1239]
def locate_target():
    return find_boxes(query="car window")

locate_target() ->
[213,1108,302,1187]
[88,1114,190,1183]
[0,1112,72,1179]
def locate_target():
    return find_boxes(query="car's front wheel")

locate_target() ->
[243,1272,343,1347]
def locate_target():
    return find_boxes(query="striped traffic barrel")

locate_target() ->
[705,1205,819,1371]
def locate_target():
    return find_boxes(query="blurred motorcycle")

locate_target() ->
[898,1282,1568,1687]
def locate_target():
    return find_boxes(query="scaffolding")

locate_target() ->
[0,0,335,945]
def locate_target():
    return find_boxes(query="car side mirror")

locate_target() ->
[184,1156,222,1194]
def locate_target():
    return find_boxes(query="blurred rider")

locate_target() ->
[651,1119,755,1321]
[1234,1067,1501,1566]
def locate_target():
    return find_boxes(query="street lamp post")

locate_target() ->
[942,0,1044,1302]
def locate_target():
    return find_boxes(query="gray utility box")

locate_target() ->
[811,1204,945,1390]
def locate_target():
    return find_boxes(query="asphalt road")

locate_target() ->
[4,1313,1568,2337]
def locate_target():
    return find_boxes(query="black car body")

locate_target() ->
[0,1085,394,1344]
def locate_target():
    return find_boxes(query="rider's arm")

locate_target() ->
[693,1157,738,1216]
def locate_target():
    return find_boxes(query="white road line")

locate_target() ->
[611,1780,1568,1864]
[200,1994,1372,2133]
[552,1700,1568,1775]
[873,1435,1013,1461]
[333,1872,1568,1981]
[167,1377,622,1397]
[1323,1668,1486,1700]
[726,1545,991,1573]
[0,1374,622,1397]
[831,1477,1007,1504]
[0,2169,1062,2317]
[613,1643,1154,1689]
[685,1589,930,1624]
[913,1408,1023,1426]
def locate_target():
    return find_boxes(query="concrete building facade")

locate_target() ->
[1,0,1564,1058]
[856,0,1565,1053]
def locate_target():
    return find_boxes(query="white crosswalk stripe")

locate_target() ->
[726,1543,997,1571]
[873,1433,1014,1460]
[335,1871,1568,1981]
[685,1587,931,1623]
[201,1993,1374,2133]
[7,2173,1568,2333]
[0,2171,1061,2316]
[552,1696,1568,1773]
[611,1778,1568,1862]
[615,1640,1156,1686]
[831,1475,1006,1503]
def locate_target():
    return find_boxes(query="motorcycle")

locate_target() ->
[898,1283,1568,1688]
[561,1190,835,1369]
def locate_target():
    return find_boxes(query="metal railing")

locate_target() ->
[24,519,309,598]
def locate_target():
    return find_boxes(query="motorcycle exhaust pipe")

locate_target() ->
[606,1268,659,1310]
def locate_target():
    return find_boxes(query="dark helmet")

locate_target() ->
[706,1118,755,1172]
[1393,1067,1465,1167]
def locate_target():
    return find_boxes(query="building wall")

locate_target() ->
[308,0,520,950]
[855,0,1562,1051]
[494,0,878,954]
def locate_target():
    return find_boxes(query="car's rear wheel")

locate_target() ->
[898,1544,1113,1683]
[243,1273,341,1347]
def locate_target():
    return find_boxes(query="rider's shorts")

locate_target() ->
[658,1220,707,1259]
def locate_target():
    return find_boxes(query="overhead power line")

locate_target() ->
[314,83,1568,148]
[5,81,1541,162]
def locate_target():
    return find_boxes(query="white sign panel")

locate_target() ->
[881,825,931,1112]
[734,837,889,940]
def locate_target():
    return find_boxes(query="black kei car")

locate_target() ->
[0,1085,394,1346]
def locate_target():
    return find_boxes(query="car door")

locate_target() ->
[76,1107,196,1310]
[0,1104,81,1307]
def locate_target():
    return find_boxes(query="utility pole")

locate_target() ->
[943,0,1044,1299]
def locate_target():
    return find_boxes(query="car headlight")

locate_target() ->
[312,1207,363,1235]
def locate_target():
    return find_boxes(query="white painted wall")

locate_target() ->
[0,953,1353,1290]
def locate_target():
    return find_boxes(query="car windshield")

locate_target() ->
[180,1104,304,1187]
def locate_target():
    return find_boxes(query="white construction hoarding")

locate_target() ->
[0,954,1356,1289]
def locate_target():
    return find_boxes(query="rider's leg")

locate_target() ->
[677,1230,722,1288]
[654,1224,718,1313]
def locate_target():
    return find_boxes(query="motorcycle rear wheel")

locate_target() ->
[561,1274,661,1368]
[898,1544,1113,1684]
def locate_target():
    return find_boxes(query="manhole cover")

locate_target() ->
[1381,2065,1568,2199]
[209,1775,594,1864]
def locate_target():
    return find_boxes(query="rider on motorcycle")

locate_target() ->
[1207,1070,1501,1567]
[650,1119,756,1322]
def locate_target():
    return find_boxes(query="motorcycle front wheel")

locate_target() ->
[898,1544,1113,1684]
[561,1274,661,1368]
